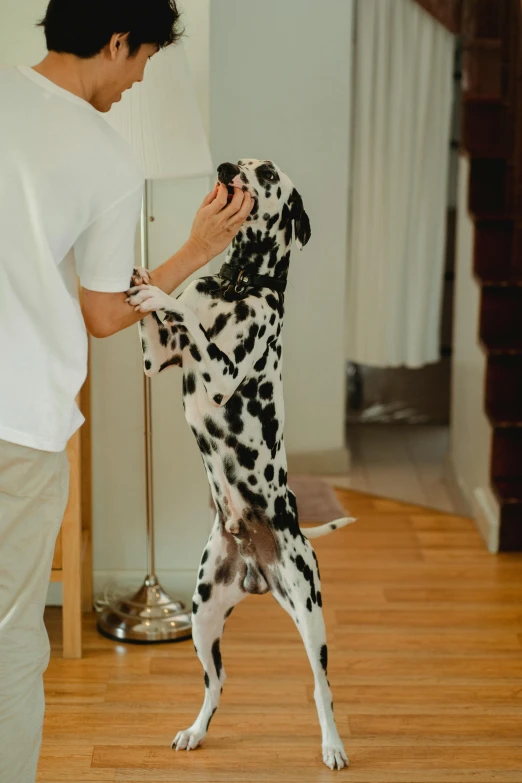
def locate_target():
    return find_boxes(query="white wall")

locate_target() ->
[449,155,500,551]
[210,0,354,467]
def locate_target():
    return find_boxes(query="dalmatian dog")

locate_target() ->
[127,159,354,771]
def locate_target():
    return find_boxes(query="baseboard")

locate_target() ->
[444,455,500,553]
[46,569,197,609]
[287,446,351,475]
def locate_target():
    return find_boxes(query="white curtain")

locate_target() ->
[346,0,454,368]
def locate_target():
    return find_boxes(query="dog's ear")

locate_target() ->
[290,188,311,250]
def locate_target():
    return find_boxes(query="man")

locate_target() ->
[0,1,252,780]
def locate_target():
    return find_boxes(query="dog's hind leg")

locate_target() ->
[271,545,349,770]
[172,519,246,752]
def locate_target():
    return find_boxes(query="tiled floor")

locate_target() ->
[326,425,456,514]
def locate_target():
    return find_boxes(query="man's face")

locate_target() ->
[93,40,158,113]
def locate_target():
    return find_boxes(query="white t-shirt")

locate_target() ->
[0,66,144,452]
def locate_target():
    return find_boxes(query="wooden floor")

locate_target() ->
[40,489,522,783]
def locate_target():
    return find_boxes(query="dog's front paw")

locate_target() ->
[126,284,174,314]
[172,727,205,752]
[323,742,349,770]
[130,266,152,288]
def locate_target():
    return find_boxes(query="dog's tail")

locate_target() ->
[302,516,356,540]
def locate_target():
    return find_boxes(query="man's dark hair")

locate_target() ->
[38,0,184,59]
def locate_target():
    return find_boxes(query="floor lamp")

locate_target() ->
[97,44,213,643]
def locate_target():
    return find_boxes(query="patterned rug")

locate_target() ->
[288,474,347,523]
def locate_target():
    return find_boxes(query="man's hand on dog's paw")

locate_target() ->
[130,267,152,288]
[126,284,173,314]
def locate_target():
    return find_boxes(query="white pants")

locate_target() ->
[0,440,69,783]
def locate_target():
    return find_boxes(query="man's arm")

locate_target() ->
[81,183,252,339]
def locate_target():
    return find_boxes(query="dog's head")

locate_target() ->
[217,159,311,250]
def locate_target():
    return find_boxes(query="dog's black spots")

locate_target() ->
[235,300,250,322]
[320,644,328,673]
[208,312,231,339]
[279,467,287,487]
[225,606,234,619]
[160,356,182,371]
[277,187,282,199]
[199,568,204,580]
[196,433,212,456]
[295,555,306,573]
[159,327,169,347]
[223,456,237,485]
[224,395,244,435]
[245,399,261,419]
[317,591,323,607]
[203,373,211,383]
[236,443,259,470]
[254,354,268,372]
[259,381,273,400]
[212,639,222,679]
[198,582,212,602]
[201,549,209,565]
[244,323,259,354]
[330,523,337,530]
[215,558,233,585]
[266,212,280,232]
[186,372,196,395]
[179,333,190,350]
[264,465,274,482]
[144,359,152,371]
[259,402,278,449]
[207,343,221,361]
[331,700,334,713]
[248,474,258,486]
[206,707,218,732]
[241,378,258,398]
[226,435,238,450]
[190,344,202,362]
[263,212,270,221]
[234,344,246,363]
[213,394,223,405]
[192,600,199,615]
[259,325,267,339]
[237,481,267,509]
[266,294,278,311]
[204,672,210,688]
[306,597,313,612]
[205,416,225,440]
[269,313,276,326]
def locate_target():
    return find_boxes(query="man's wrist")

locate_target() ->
[185,237,210,269]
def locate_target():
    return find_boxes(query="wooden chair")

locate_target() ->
[50,374,93,659]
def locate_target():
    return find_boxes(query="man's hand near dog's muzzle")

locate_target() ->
[81,183,252,340]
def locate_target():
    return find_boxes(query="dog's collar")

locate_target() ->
[219,262,287,298]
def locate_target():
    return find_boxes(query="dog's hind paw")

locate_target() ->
[322,743,349,770]
[172,728,205,752]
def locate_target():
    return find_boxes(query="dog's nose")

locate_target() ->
[217,162,241,185]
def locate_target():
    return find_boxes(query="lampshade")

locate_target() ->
[105,43,213,181]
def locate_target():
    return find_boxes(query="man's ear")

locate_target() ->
[290,188,311,250]
[108,32,129,60]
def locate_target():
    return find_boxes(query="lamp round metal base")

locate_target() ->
[96,576,192,644]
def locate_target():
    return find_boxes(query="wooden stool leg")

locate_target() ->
[62,432,83,659]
